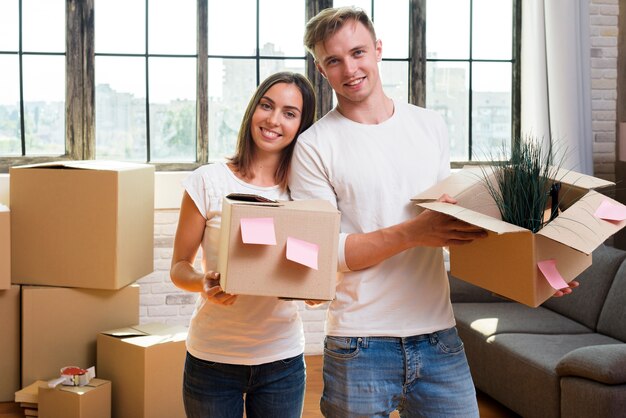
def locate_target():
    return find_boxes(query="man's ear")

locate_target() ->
[315,61,328,79]
[375,39,383,62]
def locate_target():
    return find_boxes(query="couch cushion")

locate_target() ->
[453,303,591,339]
[464,332,621,418]
[597,259,626,342]
[542,244,626,329]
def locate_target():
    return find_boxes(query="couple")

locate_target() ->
[170,7,575,418]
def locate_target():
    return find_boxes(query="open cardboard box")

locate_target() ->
[412,167,626,307]
[97,323,187,418]
[10,160,154,290]
[218,194,340,300]
[38,378,111,418]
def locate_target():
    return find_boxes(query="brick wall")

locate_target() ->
[590,0,618,182]
[137,1,620,355]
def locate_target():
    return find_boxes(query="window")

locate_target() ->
[426,0,520,163]
[0,0,65,159]
[0,0,519,172]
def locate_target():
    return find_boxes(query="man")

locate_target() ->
[289,6,574,418]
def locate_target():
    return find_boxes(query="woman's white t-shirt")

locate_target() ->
[182,162,304,365]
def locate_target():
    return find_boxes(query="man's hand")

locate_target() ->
[203,272,238,305]
[552,280,579,298]
[410,194,488,247]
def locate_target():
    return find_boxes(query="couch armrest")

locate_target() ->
[448,274,512,303]
[556,345,626,384]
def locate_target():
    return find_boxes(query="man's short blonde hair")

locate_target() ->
[304,6,377,60]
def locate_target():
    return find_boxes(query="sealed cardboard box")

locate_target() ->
[218,194,340,300]
[97,323,187,418]
[10,161,154,289]
[413,167,626,307]
[39,378,111,418]
[0,205,9,289]
[21,285,139,387]
[0,285,20,402]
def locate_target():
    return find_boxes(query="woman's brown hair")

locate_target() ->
[228,72,316,190]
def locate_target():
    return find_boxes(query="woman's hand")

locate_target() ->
[203,271,238,305]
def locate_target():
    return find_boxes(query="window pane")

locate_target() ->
[471,62,512,160]
[333,0,371,16]
[208,0,256,56]
[426,0,470,59]
[149,0,196,55]
[427,61,469,161]
[259,0,305,57]
[22,0,64,52]
[95,56,147,161]
[22,55,65,155]
[209,58,256,162]
[375,0,409,59]
[0,1,18,51]
[149,57,196,162]
[260,59,306,82]
[473,0,512,60]
[95,0,145,54]
[0,55,21,156]
[380,61,408,103]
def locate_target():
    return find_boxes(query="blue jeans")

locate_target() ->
[320,327,479,418]
[183,352,306,418]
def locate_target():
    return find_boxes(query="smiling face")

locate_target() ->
[314,19,383,108]
[250,82,304,156]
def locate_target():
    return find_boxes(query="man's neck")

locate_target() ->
[336,94,395,125]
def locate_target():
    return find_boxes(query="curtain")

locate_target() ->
[521,0,593,174]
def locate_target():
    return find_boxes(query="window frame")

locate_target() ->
[0,0,520,172]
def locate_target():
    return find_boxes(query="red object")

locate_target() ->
[61,366,87,376]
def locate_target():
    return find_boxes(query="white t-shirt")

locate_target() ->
[182,162,305,365]
[289,101,456,337]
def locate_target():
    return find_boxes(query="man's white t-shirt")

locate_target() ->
[183,162,305,365]
[289,101,456,337]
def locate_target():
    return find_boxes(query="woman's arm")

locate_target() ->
[170,192,237,305]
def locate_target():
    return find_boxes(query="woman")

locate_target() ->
[170,72,316,418]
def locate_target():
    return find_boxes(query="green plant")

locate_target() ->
[480,138,564,233]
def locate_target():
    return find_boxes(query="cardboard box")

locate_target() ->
[0,205,9,290]
[21,285,139,387]
[39,378,111,418]
[1,286,20,402]
[97,323,187,418]
[10,161,154,289]
[412,167,626,307]
[218,194,340,300]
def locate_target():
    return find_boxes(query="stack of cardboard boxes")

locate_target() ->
[2,161,186,418]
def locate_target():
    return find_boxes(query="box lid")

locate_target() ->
[101,323,188,347]
[11,160,152,172]
[225,193,339,214]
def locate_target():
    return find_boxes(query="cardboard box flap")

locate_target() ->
[552,167,614,190]
[12,160,151,172]
[537,190,626,254]
[100,326,149,338]
[411,167,484,203]
[418,201,528,234]
[225,193,282,207]
[15,381,45,404]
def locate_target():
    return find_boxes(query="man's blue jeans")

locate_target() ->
[183,352,306,418]
[320,327,479,418]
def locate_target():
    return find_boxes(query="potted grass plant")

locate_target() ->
[479,137,564,233]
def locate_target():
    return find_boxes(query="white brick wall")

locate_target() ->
[590,0,618,181]
[137,2,620,355]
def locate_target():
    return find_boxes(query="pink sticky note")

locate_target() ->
[240,218,276,245]
[286,237,319,270]
[537,259,569,290]
[594,199,626,221]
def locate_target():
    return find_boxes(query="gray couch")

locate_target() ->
[450,244,626,418]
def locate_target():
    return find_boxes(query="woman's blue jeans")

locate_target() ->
[183,352,306,418]
[320,327,479,418]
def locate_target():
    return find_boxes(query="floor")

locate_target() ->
[1,355,520,418]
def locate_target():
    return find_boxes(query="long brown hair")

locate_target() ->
[228,72,316,190]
